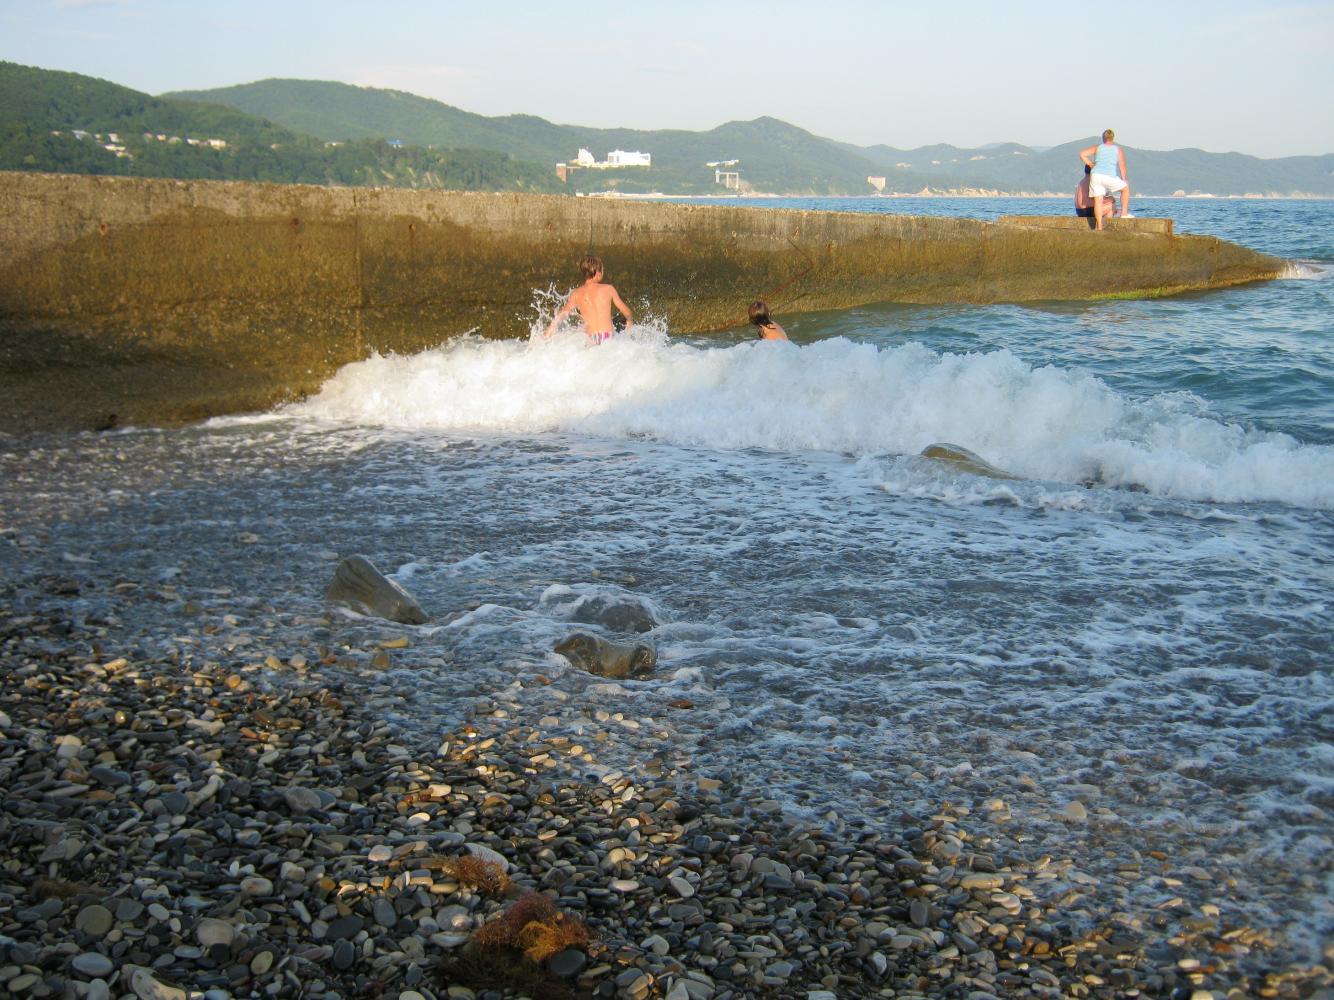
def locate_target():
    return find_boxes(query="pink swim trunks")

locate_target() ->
[587,330,615,344]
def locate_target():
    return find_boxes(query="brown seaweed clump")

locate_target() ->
[470,891,592,963]
[31,877,99,900]
[441,891,596,999]
[439,854,514,897]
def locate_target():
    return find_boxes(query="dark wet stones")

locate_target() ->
[372,898,396,928]
[570,595,661,634]
[332,939,355,971]
[547,948,587,977]
[325,915,364,940]
[17,898,63,923]
[326,554,427,624]
[553,632,655,679]
[71,952,114,977]
[74,904,113,937]
[283,785,323,815]
[89,765,130,786]
[0,587,1317,1000]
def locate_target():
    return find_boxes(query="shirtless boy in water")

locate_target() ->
[545,254,633,342]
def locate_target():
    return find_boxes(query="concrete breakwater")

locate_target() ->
[0,171,1285,432]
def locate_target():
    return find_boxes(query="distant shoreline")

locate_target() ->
[586,191,1334,202]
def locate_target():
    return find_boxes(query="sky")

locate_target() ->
[2,0,1332,158]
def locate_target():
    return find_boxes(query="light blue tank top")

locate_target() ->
[1093,143,1121,178]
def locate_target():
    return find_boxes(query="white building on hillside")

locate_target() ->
[575,148,596,167]
[606,149,651,167]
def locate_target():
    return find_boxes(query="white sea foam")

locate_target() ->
[1281,259,1334,280]
[292,332,1334,509]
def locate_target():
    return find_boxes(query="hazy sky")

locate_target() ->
[3,0,1331,157]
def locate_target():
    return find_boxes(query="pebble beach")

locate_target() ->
[3,197,1333,1000]
[1,539,1330,1000]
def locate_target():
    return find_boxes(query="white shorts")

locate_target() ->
[1089,173,1127,197]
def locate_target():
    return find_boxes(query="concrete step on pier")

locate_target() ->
[1000,215,1174,236]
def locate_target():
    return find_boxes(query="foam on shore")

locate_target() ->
[292,331,1334,509]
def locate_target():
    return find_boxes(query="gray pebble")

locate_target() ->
[546,948,587,977]
[326,915,364,940]
[75,904,113,937]
[332,940,355,971]
[71,953,114,977]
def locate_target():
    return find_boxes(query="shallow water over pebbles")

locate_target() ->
[2,403,1330,979]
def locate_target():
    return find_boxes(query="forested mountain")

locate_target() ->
[6,63,1329,196]
[171,78,1334,197]
[165,80,900,194]
[0,62,561,193]
[852,139,1334,198]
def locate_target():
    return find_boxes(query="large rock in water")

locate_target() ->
[919,443,1019,481]
[325,555,427,624]
[554,632,656,679]
[570,595,661,634]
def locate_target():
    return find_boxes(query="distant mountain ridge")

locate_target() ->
[167,78,1334,197]
[166,80,897,195]
[0,62,560,193]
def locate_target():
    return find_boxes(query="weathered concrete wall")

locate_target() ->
[0,172,1284,432]
[1000,215,1174,236]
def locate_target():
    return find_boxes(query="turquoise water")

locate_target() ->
[676,197,1334,446]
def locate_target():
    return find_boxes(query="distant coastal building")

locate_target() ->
[556,148,652,180]
[867,176,886,192]
[606,150,651,167]
[715,168,740,190]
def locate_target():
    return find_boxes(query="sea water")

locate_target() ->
[1,198,1330,967]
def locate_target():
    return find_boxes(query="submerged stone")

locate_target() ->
[570,595,661,634]
[326,555,427,624]
[554,632,656,679]
[919,443,1020,480]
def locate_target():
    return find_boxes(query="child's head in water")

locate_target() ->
[748,300,788,341]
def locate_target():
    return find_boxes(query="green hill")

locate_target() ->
[0,62,561,193]
[166,79,900,195]
[852,139,1334,197]
[171,77,1334,196]
[7,65,1328,197]
[169,78,570,161]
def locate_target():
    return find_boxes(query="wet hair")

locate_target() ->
[748,300,773,327]
[579,254,604,279]
[1102,128,1115,143]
